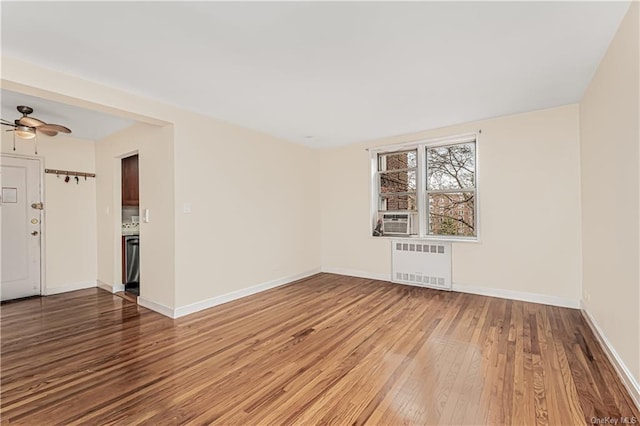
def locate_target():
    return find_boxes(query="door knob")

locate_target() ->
[31,231,39,236]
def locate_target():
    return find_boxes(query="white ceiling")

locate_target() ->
[1,89,135,141]
[1,1,630,148]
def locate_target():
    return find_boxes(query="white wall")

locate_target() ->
[2,57,322,313]
[173,114,322,308]
[320,105,583,306]
[580,1,639,387]
[1,133,97,293]
[96,123,175,308]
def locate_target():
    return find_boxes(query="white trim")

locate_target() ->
[369,153,378,234]
[474,131,482,243]
[581,304,640,411]
[97,280,124,293]
[172,268,322,318]
[38,157,46,297]
[44,280,96,295]
[367,131,478,153]
[97,280,113,292]
[451,282,580,308]
[322,271,580,308]
[369,235,481,244]
[138,296,174,318]
[321,267,391,282]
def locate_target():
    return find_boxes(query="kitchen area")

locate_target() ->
[121,154,140,297]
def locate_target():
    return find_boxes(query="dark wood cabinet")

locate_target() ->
[122,155,139,206]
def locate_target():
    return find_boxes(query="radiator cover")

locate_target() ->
[391,240,452,290]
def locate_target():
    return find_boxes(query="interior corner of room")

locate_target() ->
[0,0,638,422]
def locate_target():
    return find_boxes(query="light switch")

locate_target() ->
[183,203,192,214]
[143,208,150,223]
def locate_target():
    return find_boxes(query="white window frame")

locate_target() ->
[376,148,418,213]
[370,132,480,242]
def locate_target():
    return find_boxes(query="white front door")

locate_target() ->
[1,155,42,301]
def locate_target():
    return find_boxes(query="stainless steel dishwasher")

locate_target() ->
[124,235,140,289]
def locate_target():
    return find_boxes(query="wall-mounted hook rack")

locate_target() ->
[45,169,96,179]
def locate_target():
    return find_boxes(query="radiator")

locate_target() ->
[391,240,452,290]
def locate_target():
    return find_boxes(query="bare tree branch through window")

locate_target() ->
[427,143,475,237]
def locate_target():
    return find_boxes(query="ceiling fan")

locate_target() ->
[1,105,72,154]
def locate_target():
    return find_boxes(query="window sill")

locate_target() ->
[369,235,480,244]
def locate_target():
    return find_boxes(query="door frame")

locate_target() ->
[1,153,46,296]
[113,150,139,295]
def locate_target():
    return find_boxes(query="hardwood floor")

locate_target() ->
[1,273,638,425]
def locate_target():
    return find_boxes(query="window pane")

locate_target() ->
[380,194,417,211]
[428,192,475,236]
[380,170,417,193]
[379,150,417,171]
[427,143,475,190]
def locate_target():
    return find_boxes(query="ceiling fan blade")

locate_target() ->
[18,116,46,127]
[37,128,58,137]
[1,122,17,128]
[39,123,71,134]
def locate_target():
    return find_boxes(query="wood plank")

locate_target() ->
[1,273,638,425]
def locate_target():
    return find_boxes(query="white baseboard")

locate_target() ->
[44,280,96,295]
[321,267,391,282]
[97,280,124,293]
[581,304,640,411]
[138,297,174,318]
[321,268,579,309]
[452,282,581,309]
[173,267,321,318]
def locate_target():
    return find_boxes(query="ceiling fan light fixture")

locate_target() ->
[14,125,36,139]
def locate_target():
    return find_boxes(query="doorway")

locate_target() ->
[121,154,139,297]
[1,155,43,301]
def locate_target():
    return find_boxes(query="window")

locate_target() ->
[426,142,476,237]
[372,134,478,240]
[378,150,417,212]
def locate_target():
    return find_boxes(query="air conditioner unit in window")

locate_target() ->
[382,214,410,235]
